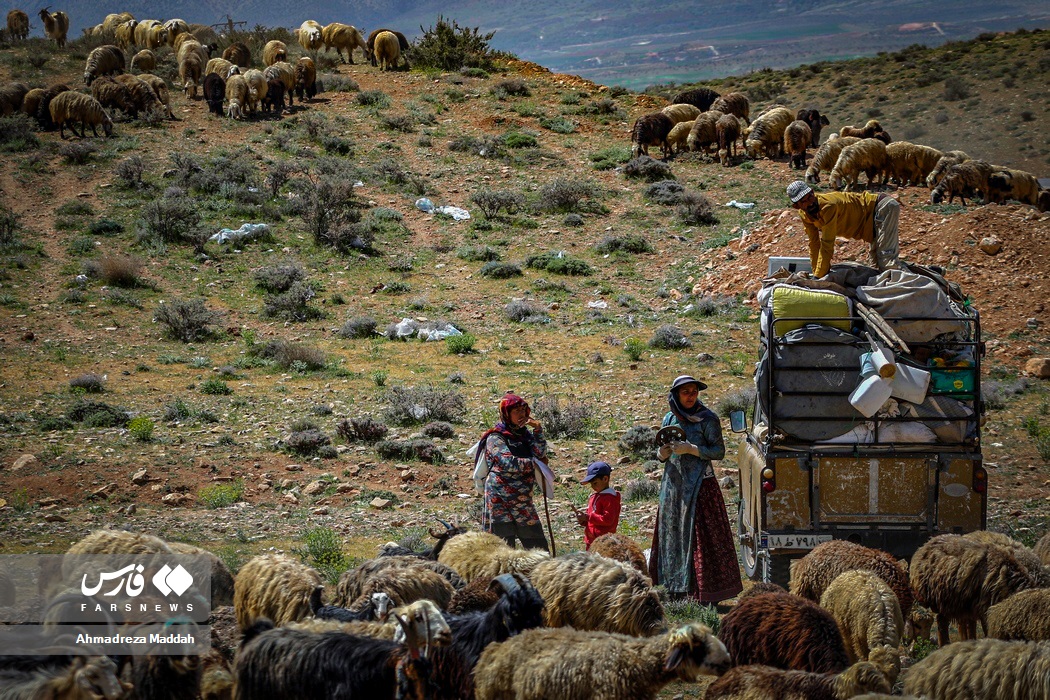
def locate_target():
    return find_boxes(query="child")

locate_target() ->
[576,461,621,549]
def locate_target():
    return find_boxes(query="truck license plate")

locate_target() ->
[767,534,833,549]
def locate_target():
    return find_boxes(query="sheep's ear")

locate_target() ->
[664,645,690,671]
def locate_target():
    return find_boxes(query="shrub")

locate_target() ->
[263,281,323,322]
[595,234,654,255]
[128,416,155,442]
[538,116,576,133]
[302,168,363,249]
[115,155,147,188]
[526,251,593,276]
[412,16,497,72]
[285,428,331,455]
[273,341,326,371]
[381,113,415,132]
[618,425,657,457]
[298,527,348,584]
[335,417,389,443]
[623,338,646,361]
[254,262,306,293]
[86,254,143,287]
[983,378,1030,410]
[198,479,244,509]
[457,245,501,262]
[163,397,194,421]
[69,373,105,393]
[688,294,739,317]
[532,396,592,439]
[623,477,659,502]
[445,333,476,354]
[716,386,756,419]
[645,180,686,205]
[155,298,222,342]
[492,78,530,98]
[67,400,129,428]
[338,316,377,339]
[504,299,549,324]
[137,190,204,250]
[423,421,456,438]
[649,324,691,349]
[536,179,602,213]
[480,261,523,279]
[375,437,445,463]
[199,378,232,395]
[943,76,970,101]
[383,384,467,425]
[590,145,632,170]
[323,74,359,92]
[503,131,538,148]
[470,189,524,218]
[0,113,40,152]
[87,218,123,237]
[59,142,98,165]
[624,156,673,181]
[676,191,719,226]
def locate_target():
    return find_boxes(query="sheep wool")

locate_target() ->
[883,142,943,186]
[262,40,287,67]
[322,23,369,64]
[987,167,1040,205]
[473,623,729,700]
[829,138,888,190]
[744,106,793,159]
[130,49,156,73]
[671,87,721,112]
[805,136,860,184]
[631,112,675,159]
[987,588,1050,641]
[789,539,913,616]
[666,120,695,155]
[294,57,317,101]
[686,110,724,154]
[297,20,324,52]
[0,655,125,699]
[704,661,891,700]
[1036,531,1050,567]
[333,554,463,607]
[438,530,550,584]
[661,102,702,125]
[819,570,903,671]
[964,530,1050,587]
[710,92,750,123]
[6,10,29,41]
[233,553,323,629]
[529,551,665,636]
[0,81,29,117]
[925,149,970,188]
[783,120,813,170]
[902,638,1050,700]
[589,533,649,577]
[83,45,126,86]
[796,108,831,147]
[929,160,994,205]
[373,31,401,71]
[838,119,882,139]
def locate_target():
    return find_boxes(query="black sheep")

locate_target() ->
[202,73,225,117]
[630,112,675,160]
[671,87,720,112]
[796,108,831,147]
[262,78,286,114]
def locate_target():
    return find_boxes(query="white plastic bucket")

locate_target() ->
[890,362,931,404]
[849,375,893,417]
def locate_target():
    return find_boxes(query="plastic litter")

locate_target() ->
[391,317,463,341]
[434,205,470,221]
[415,198,435,213]
[587,300,608,309]
[209,222,270,245]
[725,200,756,209]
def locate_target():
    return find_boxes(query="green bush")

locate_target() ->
[594,234,654,255]
[590,146,632,170]
[526,251,593,276]
[649,324,691,349]
[68,400,130,428]
[198,479,244,509]
[298,527,349,584]
[623,338,646,361]
[457,245,501,262]
[503,131,537,148]
[479,261,522,279]
[199,378,232,395]
[155,298,222,342]
[619,425,657,456]
[445,333,476,354]
[128,416,155,442]
[412,16,498,72]
[0,113,40,152]
[383,384,466,425]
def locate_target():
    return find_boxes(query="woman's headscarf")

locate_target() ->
[668,375,707,423]
[475,393,534,462]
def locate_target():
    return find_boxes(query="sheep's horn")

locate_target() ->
[491,573,521,595]
[393,612,421,659]
[435,517,452,530]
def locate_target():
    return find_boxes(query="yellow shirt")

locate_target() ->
[798,191,878,277]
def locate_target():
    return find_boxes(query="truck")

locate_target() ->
[730,262,986,585]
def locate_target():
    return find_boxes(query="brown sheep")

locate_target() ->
[829,138,889,190]
[233,553,323,629]
[705,661,891,700]
[986,588,1050,641]
[203,72,225,116]
[113,73,164,117]
[7,10,29,41]
[963,530,1050,586]
[926,150,970,188]
[0,81,29,117]
[789,539,913,616]
[38,7,69,48]
[987,167,1040,206]
[686,109,724,154]
[83,45,126,86]
[294,57,317,101]
[129,49,155,72]
[366,29,410,68]
[884,142,943,186]
[168,541,236,608]
[796,108,831,147]
[136,74,176,119]
[90,76,136,117]
[21,88,45,122]
[671,87,720,112]
[590,533,649,577]
[910,533,1037,646]
[929,160,994,205]
[631,112,675,159]
[710,92,750,124]
[805,136,860,184]
[373,30,402,71]
[33,83,70,130]
[333,555,464,606]
[783,119,813,170]
[838,119,882,139]
[114,19,137,49]
[322,22,370,64]
[179,52,204,98]
[262,40,287,67]
[264,62,296,109]
[222,41,251,68]
[100,12,134,36]
[718,591,850,673]
[717,113,743,166]
[1036,532,1050,566]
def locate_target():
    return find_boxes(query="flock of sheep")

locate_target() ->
[2,524,1050,699]
[630,88,1048,211]
[0,9,415,138]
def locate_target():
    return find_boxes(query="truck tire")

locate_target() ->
[767,554,792,588]
[737,501,762,580]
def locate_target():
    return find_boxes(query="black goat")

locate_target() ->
[796,108,831,147]
[378,519,466,560]
[313,590,394,622]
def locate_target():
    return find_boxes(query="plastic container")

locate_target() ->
[890,362,931,404]
[849,375,893,417]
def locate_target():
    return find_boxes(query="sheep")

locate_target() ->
[233,553,323,629]
[819,570,903,682]
[261,80,284,115]
[113,73,164,118]
[666,120,694,155]
[630,112,675,159]
[373,30,402,71]
[83,45,126,86]
[529,551,665,636]
[1037,532,1050,566]
[6,10,29,41]
[671,87,721,112]
[297,20,324,52]
[205,58,238,79]
[38,7,69,48]
[263,61,296,109]
[179,52,204,99]
[294,57,317,101]
[590,533,649,576]
[987,167,1040,206]
[901,638,1050,700]
[167,541,236,608]
[829,138,889,190]
[49,91,114,140]
[346,564,456,611]
[138,73,177,119]
[366,29,410,67]
[114,20,138,49]
[986,588,1050,641]
[203,73,226,116]
[334,555,464,607]
[838,119,883,139]
[294,599,452,649]
[134,20,168,51]
[661,102,702,124]
[717,113,743,166]
[743,106,793,159]
[447,576,505,615]
[90,77,136,117]
[804,136,860,184]
[719,592,850,673]
[685,109,724,154]
[262,40,287,67]
[100,12,134,36]
[964,530,1050,586]
[789,540,913,616]
[910,533,1037,646]
[739,582,788,600]
[783,119,813,170]
[438,530,551,584]
[883,141,943,186]
[704,661,890,700]
[222,42,251,68]
[474,623,729,700]
[929,159,994,205]
[0,655,126,700]
[20,88,44,122]
[710,92,750,123]
[130,49,155,72]
[902,603,934,653]
[163,18,190,42]
[926,150,970,188]
[796,108,831,147]
[0,82,29,117]
[322,22,370,64]
[233,609,443,700]
[241,69,268,116]
[32,83,70,130]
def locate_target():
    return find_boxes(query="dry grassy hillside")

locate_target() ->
[0,25,1048,670]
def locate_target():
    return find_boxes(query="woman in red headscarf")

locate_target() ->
[474,393,550,550]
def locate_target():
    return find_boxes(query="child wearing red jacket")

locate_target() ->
[576,461,621,549]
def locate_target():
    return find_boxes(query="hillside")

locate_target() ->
[0,25,1048,680]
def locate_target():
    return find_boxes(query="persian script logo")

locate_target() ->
[81,564,194,598]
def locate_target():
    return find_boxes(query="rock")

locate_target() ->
[131,469,150,485]
[312,507,329,516]
[286,464,303,471]
[161,493,189,506]
[370,497,392,509]
[89,483,117,499]
[279,479,296,489]
[122,504,136,516]
[38,497,60,506]
[303,480,327,495]
[616,456,631,465]
[1026,318,1040,329]
[11,454,37,471]
[335,483,354,493]
[978,237,1002,255]
[42,514,67,523]
[696,352,714,364]
[720,476,736,489]
[1024,358,1050,379]
[282,493,299,505]
[400,469,414,482]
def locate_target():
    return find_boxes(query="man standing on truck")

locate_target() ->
[786,181,901,278]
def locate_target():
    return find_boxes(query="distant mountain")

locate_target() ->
[33,0,1050,88]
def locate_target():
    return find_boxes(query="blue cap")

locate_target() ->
[581,461,612,483]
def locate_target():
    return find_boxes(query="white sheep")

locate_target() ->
[297,20,324,52]
[902,638,1050,699]
[473,623,729,700]
[743,106,793,159]
[322,22,370,64]
[134,20,168,50]
[661,102,702,125]
[205,58,239,79]
[804,136,860,183]
[883,142,943,186]
[829,138,888,190]
[666,120,695,154]
[437,530,550,584]
[233,552,323,629]
[373,31,403,71]
[115,20,138,49]
[241,68,268,116]
[686,110,724,154]
[262,40,287,67]
[819,570,903,683]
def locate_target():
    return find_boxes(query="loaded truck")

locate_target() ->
[730,260,986,584]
